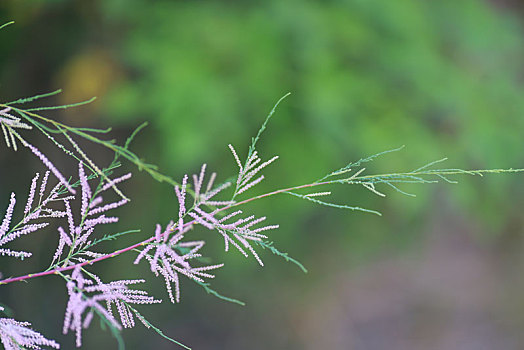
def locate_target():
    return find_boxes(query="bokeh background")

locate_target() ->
[1,1,524,349]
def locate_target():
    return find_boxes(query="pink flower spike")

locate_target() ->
[23,141,75,194]
[23,173,39,217]
[154,223,162,241]
[0,318,60,349]
[88,196,103,209]
[0,193,16,234]
[100,173,132,192]
[0,223,49,246]
[187,212,215,230]
[193,164,207,199]
[193,207,218,224]
[175,174,188,218]
[0,248,32,259]
[58,226,73,246]
[203,181,231,201]
[218,210,243,223]
[237,175,265,195]
[78,163,91,218]
[39,171,50,200]
[87,198,128,216]
[228,144,243,172]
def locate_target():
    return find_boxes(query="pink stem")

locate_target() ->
[0,181,329,285]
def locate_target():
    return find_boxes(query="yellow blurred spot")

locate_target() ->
[55,50,122,123]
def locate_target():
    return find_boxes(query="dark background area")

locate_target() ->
[1,1,524,349]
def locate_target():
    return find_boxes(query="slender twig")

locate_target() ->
[2,166,522,286]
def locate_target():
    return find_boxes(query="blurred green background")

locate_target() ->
[1,0,524,349]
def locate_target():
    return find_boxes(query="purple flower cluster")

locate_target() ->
[52,163,130,265]
[134,163,279,303]
[0,306,60,349]
[0,171,67,260]
[186,164,279,265]
[63,267,161,347]
[229,144,278,196]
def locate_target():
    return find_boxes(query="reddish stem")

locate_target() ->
[0,181,329,286]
